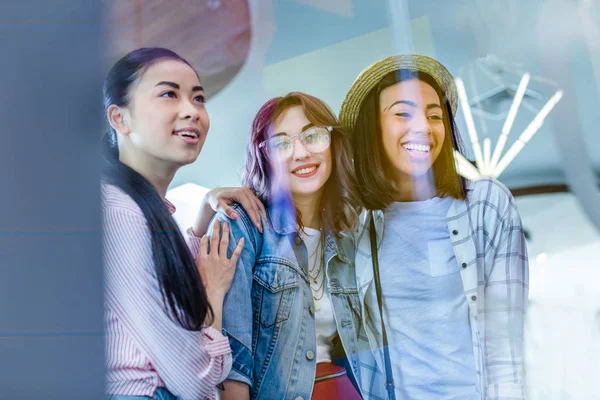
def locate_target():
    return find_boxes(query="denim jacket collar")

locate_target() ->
[266,195,349,263]
[267,194,297,235]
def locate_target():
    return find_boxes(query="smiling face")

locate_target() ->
[268,105,332,201]
[379,78,446,183]
[110,59,210,169]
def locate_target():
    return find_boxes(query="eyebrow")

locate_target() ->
[383,100,442,112]
[155,81,204,92]
[272,122,314,138]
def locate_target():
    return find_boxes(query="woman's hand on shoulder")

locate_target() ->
[192,187,267,238]
[205,187,267,233]
[197,219,244,300]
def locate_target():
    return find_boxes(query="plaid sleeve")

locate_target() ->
[484,188,529,400]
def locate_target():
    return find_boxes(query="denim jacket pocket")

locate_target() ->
[253,260,299,328]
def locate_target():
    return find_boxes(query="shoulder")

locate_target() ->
[464,178,522,228]
[212,203,262,248]
[101,183,145,220]
[467,178,513,203]
[466,178,517,218]
[227,203,261,233]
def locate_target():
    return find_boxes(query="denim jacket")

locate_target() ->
[210,198,364,400]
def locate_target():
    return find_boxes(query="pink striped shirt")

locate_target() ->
[102,183,232,400]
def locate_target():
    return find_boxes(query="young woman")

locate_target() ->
[101,47,245,400]
[204,92,367,399]
[339,55,530,400]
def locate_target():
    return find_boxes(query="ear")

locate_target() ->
[107,105,131,135]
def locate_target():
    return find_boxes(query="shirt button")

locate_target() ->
[295,397,304,400]
[452,229,459,235]
[294,235,302,245]
[309,305,315,315]
[471,295,477,301]
[461,262,467,269]
[306,350,315,360]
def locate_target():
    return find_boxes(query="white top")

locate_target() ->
[379,197,478,399]
[300,227,337,364]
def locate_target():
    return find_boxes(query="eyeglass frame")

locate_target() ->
[258,126,333,157]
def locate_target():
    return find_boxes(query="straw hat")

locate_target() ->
[339,54,458,133]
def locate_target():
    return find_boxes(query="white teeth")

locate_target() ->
[294,166,317,175]
[403,143,430,152]
[175,131,199,138]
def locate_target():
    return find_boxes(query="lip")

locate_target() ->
[401,140,433,147]
[290,163,320,178]
[291,163,319,173]
[173,127,202,144]
[173,127,201,136]
[401,144,434,161]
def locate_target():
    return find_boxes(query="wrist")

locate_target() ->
[192,198,215,237]
[206,289,226,304]
[191,225,203,238]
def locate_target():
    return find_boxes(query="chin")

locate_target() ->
[291,183,325,197]
[396,163,434,179]
[172,155,199,167]
[182,148,204,163]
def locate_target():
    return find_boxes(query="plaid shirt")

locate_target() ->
[354,178,529,400]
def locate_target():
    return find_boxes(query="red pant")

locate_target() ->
[311,363,362,400]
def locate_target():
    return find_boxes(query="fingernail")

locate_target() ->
[231,212,238,219]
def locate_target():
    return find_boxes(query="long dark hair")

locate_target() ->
[242,92,361,235]
[352,69,468,210]
[102,47,211,330]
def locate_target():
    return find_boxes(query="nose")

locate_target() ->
[409,111,431,135]
[291,136,310,160]
[179,98,201,122]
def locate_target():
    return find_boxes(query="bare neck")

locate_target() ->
[118,146,177,198]
[292,192,323,230]
[392,171,437,202]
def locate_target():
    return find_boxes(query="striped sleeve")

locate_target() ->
[186,227,202,261]
[103,206,232,400]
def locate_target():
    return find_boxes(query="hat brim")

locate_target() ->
[339,54,458,134]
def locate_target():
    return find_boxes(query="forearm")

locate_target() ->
[192,197,218,238]
[220,380,250,400]
[207,291,224,331]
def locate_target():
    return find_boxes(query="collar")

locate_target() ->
[267,194,350,263]
[464,178,475,193]
[164,197,176,215]
[266,194,297,235]
[324,231,350,263]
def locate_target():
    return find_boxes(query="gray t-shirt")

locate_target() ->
[379,196,479,399]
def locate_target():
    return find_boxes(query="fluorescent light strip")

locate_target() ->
[490,73,531,169]
[483,138,492,175]
[494,90,564,177]
[455,78,485,169]
[454,150,481,181]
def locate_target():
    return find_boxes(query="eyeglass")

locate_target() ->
[259,126,332,159]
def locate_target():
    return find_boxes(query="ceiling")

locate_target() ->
[104,0,600,222]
